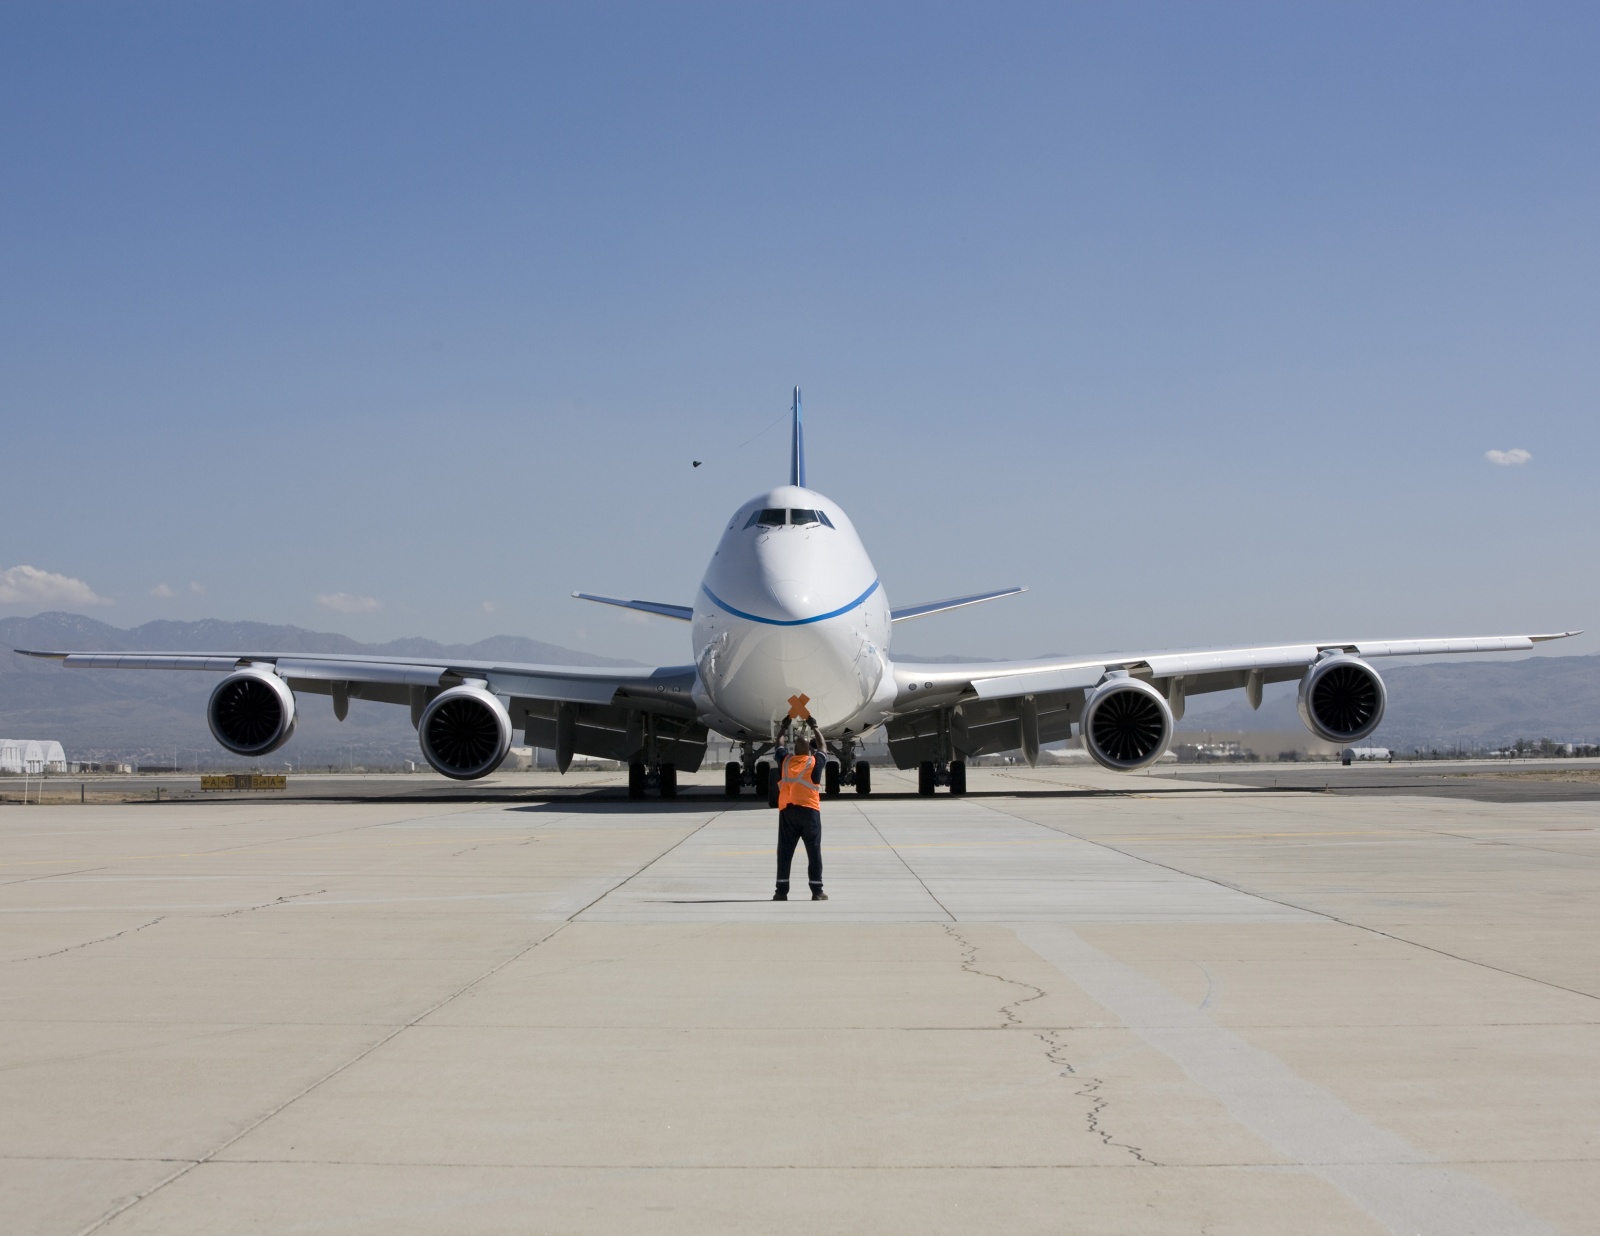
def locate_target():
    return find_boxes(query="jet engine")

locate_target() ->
[1081,675,1173,770]
[208,669,298,756]
[418,684,513,780]
[1298,654,1386,744]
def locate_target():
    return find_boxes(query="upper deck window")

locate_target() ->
[744,507,787,529]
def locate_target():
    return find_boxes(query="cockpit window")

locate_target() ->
[741,507,835,529]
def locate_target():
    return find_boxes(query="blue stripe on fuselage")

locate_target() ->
[701,579,879,627]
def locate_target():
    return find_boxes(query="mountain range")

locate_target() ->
[2,612,1596,765]
[1177,653,1600,749]
[0,612,639,766]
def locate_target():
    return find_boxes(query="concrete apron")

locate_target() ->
[1,779,1592,1234]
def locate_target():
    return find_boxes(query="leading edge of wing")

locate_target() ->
[890,586,1026,623]
[15,647,699,710]
[572,593,694,621]
[14,647,694,683]
[891,630,1581,702]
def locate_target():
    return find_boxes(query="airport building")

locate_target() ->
[0,739,68,775]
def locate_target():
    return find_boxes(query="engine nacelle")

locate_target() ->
[208,669,298,756]
[1298,654,1386,744]
[418,684,513,780]
[1082,675,1173,770]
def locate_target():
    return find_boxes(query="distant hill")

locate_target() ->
[0,612,641,767]
[1179,654,1600,749]
[5,613,1596,764]
[901,648,1600,748]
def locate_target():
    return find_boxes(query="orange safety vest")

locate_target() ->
[777,753,821,810]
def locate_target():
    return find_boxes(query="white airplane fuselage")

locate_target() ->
[692,485,895,740]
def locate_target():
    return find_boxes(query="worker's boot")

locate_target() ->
[772,887,788,901]
[811,889,828,901]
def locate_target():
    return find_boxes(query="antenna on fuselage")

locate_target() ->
[790,386,806,488]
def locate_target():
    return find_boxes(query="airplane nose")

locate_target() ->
[768,579,816,620]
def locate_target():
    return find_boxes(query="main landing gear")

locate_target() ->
[628,762,677,800]
[917,759,966,796]
[829,737,872,797]
[723,742,774,800]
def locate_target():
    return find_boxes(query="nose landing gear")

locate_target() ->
[720,732,878,800]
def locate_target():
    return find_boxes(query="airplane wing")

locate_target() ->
[881,631,1580,769]
[890,586,1026,623]
[14,648,707,771]
[572,593,694,621]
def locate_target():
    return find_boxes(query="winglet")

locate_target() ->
[790,386,806,489]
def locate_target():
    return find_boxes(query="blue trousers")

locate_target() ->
[776,805,823,891]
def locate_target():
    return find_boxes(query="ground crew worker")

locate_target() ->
[773,733,827,901]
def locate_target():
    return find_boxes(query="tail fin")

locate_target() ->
[789,386,806,488]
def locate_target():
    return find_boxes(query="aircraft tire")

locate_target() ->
[628,761,647,799]
[854,761,871,795]
[918,761,936,796]
[754,761,771,799]
[948,760,967,796]
[824,760,841,797]
[659,763,677,799]
[724,761,742,797]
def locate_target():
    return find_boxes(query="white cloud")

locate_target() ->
[0,565,112,607]
[1485,448,1531,466]
[189,581,206,594]
[317,592,382,614]
[481,600,498,614]
[150,583,175,598]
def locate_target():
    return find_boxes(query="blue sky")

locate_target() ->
[2,1,1596,664]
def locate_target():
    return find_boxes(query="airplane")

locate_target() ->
[18,389,1578,801]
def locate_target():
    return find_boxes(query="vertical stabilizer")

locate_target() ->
[789,386,806,488]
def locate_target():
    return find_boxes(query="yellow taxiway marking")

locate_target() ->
[0,834,549,870]
[5,823,1579,870]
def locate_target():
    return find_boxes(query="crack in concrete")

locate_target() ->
[7,915,166,963]
[943,924,1156,1167]
[1044,1035,1157,1166]
[450,835,539,858]
[942,923,1045,1028]
[215,888,328,917]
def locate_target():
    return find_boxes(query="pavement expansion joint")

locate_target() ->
[215,888,327,918]
[69,919,579,1235]
[9,915,166,964]
[993,801,1600,1002]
